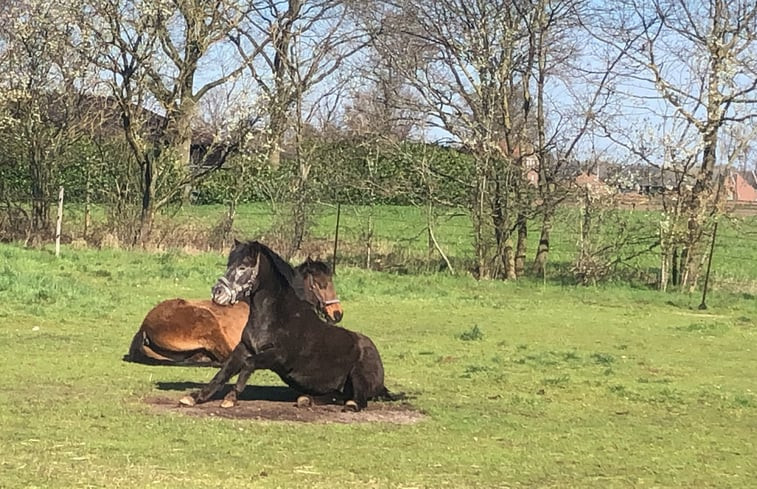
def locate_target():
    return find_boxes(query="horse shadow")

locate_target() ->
[155,381,301,403]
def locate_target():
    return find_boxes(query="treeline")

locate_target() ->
[2,0,756,291]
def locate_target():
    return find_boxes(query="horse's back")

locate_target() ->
[132,298,249,364]
[141,298,243,337]
[353,332,386,396]
[268,317,383,396]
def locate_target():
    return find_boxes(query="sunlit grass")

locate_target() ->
[58,202,757,290]
[1,243,756,488]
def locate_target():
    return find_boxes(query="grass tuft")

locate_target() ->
[457,324,484,341]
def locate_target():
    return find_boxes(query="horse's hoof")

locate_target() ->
[179,395,196,407]
[220,398,236,409]
[296,396,312,408]
[342,400,359,412]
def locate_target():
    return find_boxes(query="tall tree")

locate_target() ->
[0,0,100,238]
[230,0,370,254]
[529,0,630,277]
[587,0,757,289]
[76,0,252,244]
[366,0,588,279]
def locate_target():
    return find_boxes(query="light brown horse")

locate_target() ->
[125,258,343,367]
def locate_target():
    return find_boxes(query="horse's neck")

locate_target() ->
[249,279,318,325]
[249,280,282,310]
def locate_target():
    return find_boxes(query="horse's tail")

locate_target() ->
[124,330,150,363]
[123,330,222,367]
[123,330,177,364]
[373,386,407,402]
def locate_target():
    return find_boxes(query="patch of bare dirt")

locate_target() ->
[145,385,424,424]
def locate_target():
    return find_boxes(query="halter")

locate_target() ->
[214,260,259,303]
[305,274,340,306]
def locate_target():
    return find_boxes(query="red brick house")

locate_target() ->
[726,172,757,202]
[574,172,613,196]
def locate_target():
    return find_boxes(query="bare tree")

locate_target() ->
[230,0,370,255]
[74,0,253,244]
[529,0,634,277]
[361,0,533,278]
[364,0,606,280]
[587,0,757,290]
[0,0,101,240]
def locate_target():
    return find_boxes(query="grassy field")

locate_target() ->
[1,232,756,488]
[62,202,757,287]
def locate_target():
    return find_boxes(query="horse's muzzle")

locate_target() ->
[211,278,236,305]
[323,301,343,323]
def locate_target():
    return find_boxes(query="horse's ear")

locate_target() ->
[233,238,241,247]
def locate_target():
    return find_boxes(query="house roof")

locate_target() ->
[574,172,613,195]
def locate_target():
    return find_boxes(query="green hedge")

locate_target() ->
[2,133,475,208]
[192,139,475,206]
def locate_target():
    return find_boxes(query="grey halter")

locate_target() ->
[214,260,259,304]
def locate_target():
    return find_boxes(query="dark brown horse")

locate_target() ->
[125,258,343,367]
[179,240,396,411]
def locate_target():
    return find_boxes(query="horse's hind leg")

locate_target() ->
[343,336,385,411]
[343,368,370,412]
[180,343,251,406]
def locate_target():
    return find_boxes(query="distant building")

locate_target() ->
[574,171,613,196]
[498,140,539,186]
[726,172,757,202]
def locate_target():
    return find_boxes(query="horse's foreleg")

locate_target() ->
[220,358,256,408]
[179,343,251,406]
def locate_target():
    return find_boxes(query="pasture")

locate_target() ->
[1,206,756,488]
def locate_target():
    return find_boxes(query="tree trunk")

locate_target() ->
[138,204,154,247]
[29,145,50,234]
[659,249,669,292]
[515,212,527,277]
[671,247,679,286]
[267,113,285,169]
[84,166,91,239]
[491,167,513,280]
[532,210,552,277]
[137,156,156,246]
[171,102,196,205]
[504,238,516,280]
[290,192,308,256]
[472,172,489,279]
[682,133,717,290]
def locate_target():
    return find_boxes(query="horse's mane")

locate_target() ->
[251,241,306,300]
[296,258,332,276]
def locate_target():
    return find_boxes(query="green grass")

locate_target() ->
[59,202,757,289]
[1,242,756,488]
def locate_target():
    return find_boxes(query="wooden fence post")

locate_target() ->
[698,220,718,310]
[332,202,341,274]
[55,186,64,258]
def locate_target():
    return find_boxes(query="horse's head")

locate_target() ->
[296,257,343,323]
[211,239,264,305]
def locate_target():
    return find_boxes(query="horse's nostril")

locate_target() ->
[332,310,343,323]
